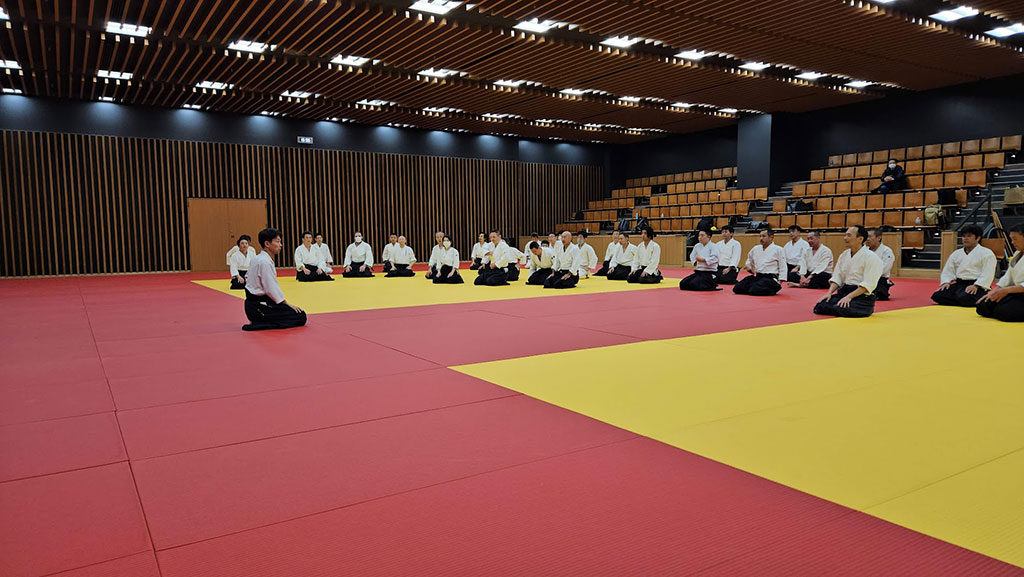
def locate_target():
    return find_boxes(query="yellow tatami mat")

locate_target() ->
[195,273,667,314]
[453,306,1024,567]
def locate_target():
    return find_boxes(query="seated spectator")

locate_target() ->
[872,159,906,194]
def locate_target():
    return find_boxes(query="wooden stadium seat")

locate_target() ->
[828,213,846,229]
[884,211,903,227]
[773,200,788,213]
[944,172,965,187]
[905,159,924,174]
[923,158,942,173]
[962,140,980,154]
[674,219,686,231]
[712,203,724,216]
[845,212,864,227]
[793,184,806,196]
[825,168,840,181]
[807,183,821,195]
[884,194,904,209]
[853,180,869,194]
[681,205,693,217]
[812,214,828,228]
[719,190,732,201]
[872,150,889,163]
[981,238,1006,257]
[680,218,692,230]
[701,170,713,179]
[955,189,968,207]
[681,182,692,193]
[904,191,924,207]
[715,179,727,190]
[797,214,812,229]
[697,192,709,203]
[736,202,749,216]
[840,166,856,180]
[695,181,707,192]
[842,153,857,165]
[943,156,963,171]
[833,196,849,211]
[855,165,871,178]
[702,204,714,216]
[870,164,885,178]
[767,215,781,229]
[982,137,1001,152]
[711,168,723,178]
[781,214,797,228]
[942,142,961,156]
[907,175,924,189]
[904,211,924,227]
[867,195,885,210]
[850,195,867,210]
[811,169,825,181]
[966,171,987,187]
[923,144,942,157]
[817,197,834,211]
[822,182,837,195]
[857,152,873,164]
[889,148,906,160]
[904,230,925,249]
[756,188,769,200]
[837,181,853,195]
[906,146,924,159]
[924,173,944,188]
[924,190,939,205]
[743,189,756,200]
[983,152,1005,168]
[963,154,983,170]
[828,155,842,167]
[1003,135,1022,150]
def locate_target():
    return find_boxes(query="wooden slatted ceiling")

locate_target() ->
[972,1,1024,26]
[0,129,603,276]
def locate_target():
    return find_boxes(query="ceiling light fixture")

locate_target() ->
[259,111,281,116]
[98,96,116,102]
[513,18,565,33]
[97,69,133,80]
[796,71,826,80]
[0,59,21,69]
[281,90,313,98]
[2,88,22,94]
[739,62,770,71]
[931,6,978,22]
[618,96,642,103]
[601,36,642,48]
[0,7,8,20]
[105,22,152,37]
[560,88,588,96]
[182,103,203,110]
[357,99,395,107]
[423,106,465,113]
[719,108,738,114]
[195,81,233,90]
[228,40,275,53]
[987,23,1024,37]
[670,102,693,109]
[418,68,463,78]
[845,80,872,88]
[331,54,370,67]
[675,50,710,60]
[409,1,462,15]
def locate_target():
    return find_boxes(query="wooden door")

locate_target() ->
[187,199,268,272]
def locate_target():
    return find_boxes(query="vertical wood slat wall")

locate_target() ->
[0,130,604,277]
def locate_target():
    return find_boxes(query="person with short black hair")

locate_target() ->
[470,233,487,270]
[976,224,1024,322]
[873,158,906,194]
[715,225,741,285]
[523,232,541,266]
[313,233,334,274]
[628,226,662,284]
[381,234,399,274]
[606,233,637,281]
[295,231,333,282]
[576,231,599,279]
[227,234,254,290]
[734,229,787,296]
[932,225,997,307]
[242,228,307,331]
[679,229,720,291]
[526,241,556,285]
[475,231,512,286]
[784,225,810,277]
[788,230,833,289]
[432,235,464,284]
[814,226,884,318]
[544,231,583,289]
[385,235,417,277]
[866,228,895,300]
[343,232,375,277]
[594,231,621,276]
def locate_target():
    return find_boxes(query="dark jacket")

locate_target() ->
[880,165,906,189]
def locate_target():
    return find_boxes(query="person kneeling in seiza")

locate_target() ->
[628,226,663,284]
[606,233,637,281]
[866,228,895,301]
[715,225,741,285]
[506,246,524,282]
[342,232,375,277]
[576,231,598,279]
[425,231,446,280]
[594,231,620,276]
[381,234,398,274]
[734,229,787,296]
[295,231,334,282]
[976,224,1024,322]
[544,231,583,289]
[431,235,464,284]
[787,230,833,289]
[526,241,556,285]
[475,231,512,286]
[470,233,488,270]
[679,229,720,291]
[242,228,307,331]
[385,235,417,277]
[227,235,254,290]
[813,226,884,318]
[931,225,996,307]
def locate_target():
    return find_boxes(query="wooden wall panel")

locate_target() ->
[0,130,604,277]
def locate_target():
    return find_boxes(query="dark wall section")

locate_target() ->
[737,115,773,189]
[0,95,609,168]
[608,126,737,187]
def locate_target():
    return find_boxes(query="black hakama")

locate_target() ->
[431,265,464,284]
[976,293,1024,322]
[242,291,307,331]
[679,270,719,291]
[342,262,374,278]
[382,261,394,274]
[733,273,781,296]
[717,266,738,285]
[506,264,521,282]
[543,271,579,289]
[874,277,893,301]
[594,260,611,276]
[470,258,482,270]
[297,267,334,282]
[606,266,631,281]
[813,284,876,318]
[386,263,416,277]
[527,268,553,285]
[931,279,987,307]
[627,270,663,284]
[474,266,509,286]
[787,271,832,289]
[230,269,248,290]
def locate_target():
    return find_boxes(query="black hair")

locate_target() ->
[852,225,868,242]
[237,234,251,245]
[788,225,804,233]
[530,232,539,237]
[576,231,589,238]
[301,230,313,239]
[699,229,713,237]
[541,240,550,246]
[490,230,501,237]
[528,241,540,250]
[642,225,656,239]
[314,232,324,239]
[721,225,734,234]
[443,235,452,242]
[258,228,280,249]
[763,228,775,237]
[1009,224,1024,236]
[620,231,630,238]
[868,227,883,238]
[962,224,983,239]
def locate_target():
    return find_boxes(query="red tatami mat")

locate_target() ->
[132,395,635,548]
[0,379,113,426]
[0,412,125,482]
[156,438,1022,577]
[118,368,518,459]
[49,552,161,577]
[0,463,151,577]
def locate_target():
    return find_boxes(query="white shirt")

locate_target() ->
[428,244,445,269]
[523,241,540,264]
[487,240,512,268]
[471,242,488,261]
[227,246,254,277]
[529,247,556,273]
[745,244,788,278]
[603,241,618,262]
[344,242,374,267]
[997,251,1024,288]
[437,247,460,269]
[553,242,583,274]
[716,239,742,268]
[872,243,895,278]
[799,245,834,276]
[245,251,286,304]
[832,246,884,294]
[294,244,324,270]
[314,243,334,265]
[690,241,720,272]
[785,238,811,268]
[577,243,598,276]
[382,242,398,263]
[635,240,661,275]
[610,243,637,269]
[390,245,416,266]
[941,245,997,287]
[507,247,525,267]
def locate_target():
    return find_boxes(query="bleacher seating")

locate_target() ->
[625,167,736,187]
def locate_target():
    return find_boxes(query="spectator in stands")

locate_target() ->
[679,230,720,291]
[242,228,306,331]
[385,235,417,277]
[607,233,637,281]
[470,233,487,270]
[734,228,787,296]
[628,226,663,284]
[295,231,334,282]
[545,231,583,289]
[474,231,512,286]
[595,231,621,276]
[976,224,1024,322]
[787,230,833,289]
[576,232,599,279]
[931,225,997,307]
[526,241,556,285]
[873,159,906,194]
[813,226,884,318]
[866,229,895,300]
[342,232,374,277]
[715,225,742,285]
[784,225,811,277]
[381,234,399,274]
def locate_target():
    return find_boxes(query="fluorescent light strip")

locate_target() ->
[423,106,464,113]
[182,103,203,110]
[281,90,313,98]
[105,22,152,37]
[409,1,461,15]
[618,96,642,103]
[259,111,281,116]
[719,108,738,114]
[195,81,233,90]
[671,102,693,109]
[931,6,978,22]
[418,68,463,78]
[796,71,826,80]
[846,80,872,88]
[357,99,395,107]
[1,59,21,69]
[514,19,565,33]
[739,62,770,71]
[0,7,8,20]
[601,36,642,48]
[987,23,1024,37]
[98,96,116,102]
[2,88,22,94]
[331,54,370,67]
[228,40,275,53]
[97,69,133,80]
[560,88,587,96]
[675,50,710,60]
[494,79,526,87]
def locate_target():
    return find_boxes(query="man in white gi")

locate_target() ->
[526,241,556,285]
[594,231,621,276]
[470,233,488,270]
[606,232,637,281]
[545,231,583,289]
[313,233,334,274]
[295,231,333,282]
[932,225,997,307]
[715,225,742,285]
[425,231,446,280]
[866,228,895,300]
[814,226,884,318]
[734,229,787,296]
[343,232,375,277]
[385,235,417,277]
[788,230,833,289]
[475,231,512,286]
[977,224,1024,322]
[784,225,811,279]
[381,233,399,274]
[243,228,306,331]
[679,229,720,291]
[575,231,599,279]
[628,226,662,284]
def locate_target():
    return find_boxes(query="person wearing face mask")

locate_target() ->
[385,235,417,277]
[342,232,375,277]
[873,158,906,194]
[432,236,464,284]
[575,231,598,279]
[381,234,399,274]
[227,234,255,290]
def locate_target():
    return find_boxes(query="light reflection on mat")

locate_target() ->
[453,306,1024,568]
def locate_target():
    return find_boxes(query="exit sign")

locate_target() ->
[297,136,314,145]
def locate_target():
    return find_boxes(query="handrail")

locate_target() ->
[953,188,994,232]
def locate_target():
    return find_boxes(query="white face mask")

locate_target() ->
[889,162,896,168]
[443,240,452,249]
[354,236,362,244]
[577,238,584,245]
